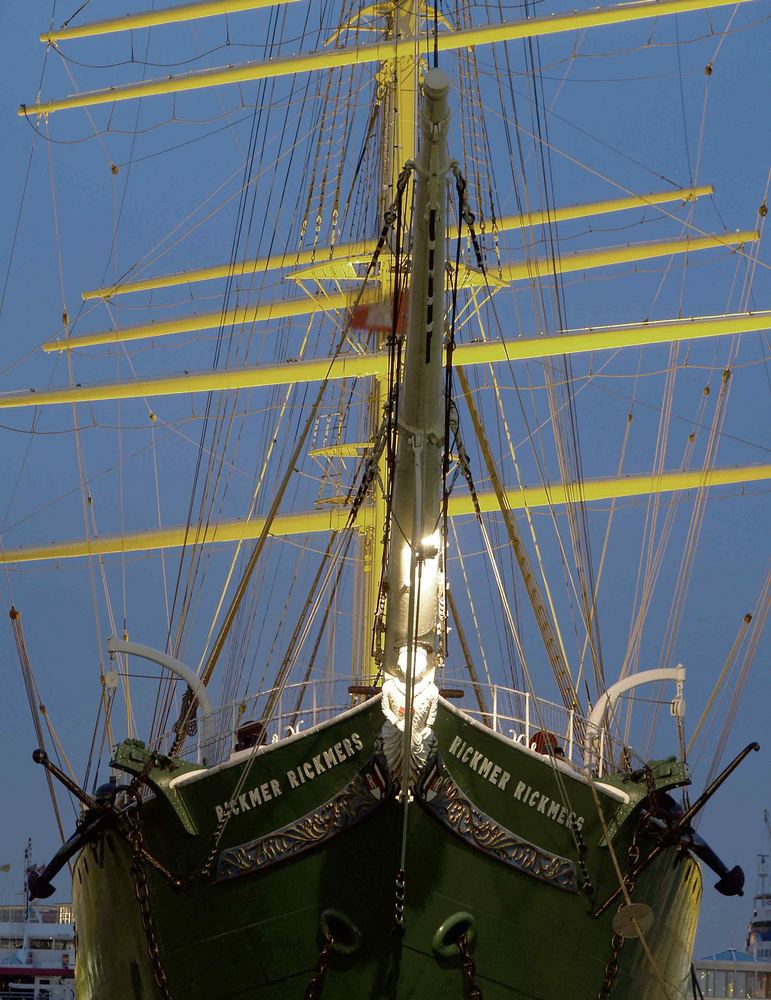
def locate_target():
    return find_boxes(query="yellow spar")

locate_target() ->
[82,187,713,301]
[5,310,769,408]
[46,231,756,352]
[1,466,768,563]
[43,289,381,352]
[22,0,754,116]
[40,0,301,42]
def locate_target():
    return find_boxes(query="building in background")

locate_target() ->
[0,900,74,1000]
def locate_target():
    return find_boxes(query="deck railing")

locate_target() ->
[157,676,633,775]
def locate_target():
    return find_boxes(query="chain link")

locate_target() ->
[199,811,229,882]
[597,826,643,997]
[170,689,198,756]
[597,931,624,999]
[126,800,173,1000]
[304,932,334,1000]
[393,868,406,931]
[458,931,483,1000]
[627,827,641,872]
[570,815,594,898]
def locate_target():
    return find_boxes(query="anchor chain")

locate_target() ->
[126,803,173,1000]
[571,815,594,899]
[458,931,483,1000]
[597,931,624,999]
[393,868,406,932]
[304,931,335,1000]
[199,811,229,882]
[596,832,640,997]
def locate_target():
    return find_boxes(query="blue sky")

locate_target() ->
[0,0,769,961]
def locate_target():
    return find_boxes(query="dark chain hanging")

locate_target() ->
[597,931,624,999]
[570,814,595,899]
[304,931,335,1000]
[126,801,174,1000]
[393,867,406,932]
[452,166,487,276]
[458,931,484,1000]
[596,832,641,997]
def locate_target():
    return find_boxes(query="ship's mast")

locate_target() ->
[381,67,450,692]
[357,2,421,679]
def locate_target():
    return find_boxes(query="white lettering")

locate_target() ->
[270,779,282,798]
[351,732,363,751]
[449,736,462,756]
[498,771,510,791]
[477,757,493,779]
[514,781,527,801]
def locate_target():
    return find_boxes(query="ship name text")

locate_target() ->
[447,736,585,831]
[214,731,363,823]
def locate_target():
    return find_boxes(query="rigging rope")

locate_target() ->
[10,608,69,842]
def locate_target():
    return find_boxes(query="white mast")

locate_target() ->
[380,68,451,776]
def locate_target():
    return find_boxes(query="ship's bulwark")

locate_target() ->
[73,698,700,998]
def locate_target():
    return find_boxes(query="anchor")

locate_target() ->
[593,741,758,918]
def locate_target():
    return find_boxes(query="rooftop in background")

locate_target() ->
[693,951,771,998]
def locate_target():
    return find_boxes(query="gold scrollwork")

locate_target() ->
[420,765,578,892]
[216,762,388,882]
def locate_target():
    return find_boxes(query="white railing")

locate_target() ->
[157,676,636,775]
[159,676,358,766]
[445,679,635,775]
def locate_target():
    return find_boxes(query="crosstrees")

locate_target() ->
[82,186,713,301]
[41,233,759,352]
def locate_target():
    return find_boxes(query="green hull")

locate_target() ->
[73,698,701,998]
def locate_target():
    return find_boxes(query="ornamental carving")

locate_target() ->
[216,756,391,882]
[417,757,578,893]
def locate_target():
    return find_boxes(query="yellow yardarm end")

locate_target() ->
[39,0,300,43]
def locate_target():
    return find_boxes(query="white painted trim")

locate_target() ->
[106,638,213,717]
[588,665,686,732]
[167,692,629,804]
